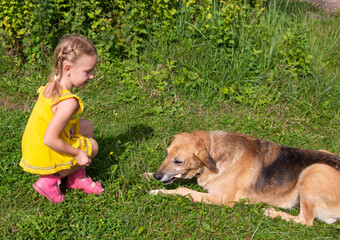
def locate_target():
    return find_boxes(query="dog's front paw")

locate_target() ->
[264,207,277,218]
[141,172,154,181]
[149,189,164,195]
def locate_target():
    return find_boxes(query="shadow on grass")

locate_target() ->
[88,123,154,179]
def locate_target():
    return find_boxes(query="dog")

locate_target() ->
[150,130,340,225]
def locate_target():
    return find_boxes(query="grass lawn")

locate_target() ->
[1,1,339,239]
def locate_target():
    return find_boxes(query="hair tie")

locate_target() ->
[54,75,58,82]
[63,49,74,55]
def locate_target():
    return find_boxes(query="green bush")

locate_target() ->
[0,0,265,61]
[1,0,332,108]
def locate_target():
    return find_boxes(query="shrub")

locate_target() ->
[0,0,265,61]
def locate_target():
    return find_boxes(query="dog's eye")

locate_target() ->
[174,158,183,165]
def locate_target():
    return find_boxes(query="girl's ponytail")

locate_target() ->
[44,74,64,99]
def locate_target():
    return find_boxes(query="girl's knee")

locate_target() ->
[89,138,98,159]
[79,119,94,138]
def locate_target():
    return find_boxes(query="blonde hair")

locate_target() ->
[44,34,97,99]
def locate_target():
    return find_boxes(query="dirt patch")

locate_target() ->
[0,97,30,111]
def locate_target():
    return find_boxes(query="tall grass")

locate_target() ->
[0,1,339,239]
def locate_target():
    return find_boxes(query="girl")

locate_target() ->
[20,34,104,204]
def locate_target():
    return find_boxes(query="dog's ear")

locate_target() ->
[193,131,218,173]
[195,150,218,173]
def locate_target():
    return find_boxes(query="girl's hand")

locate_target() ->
[75,150,92,166]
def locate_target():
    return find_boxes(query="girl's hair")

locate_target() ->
[44,34,97,99]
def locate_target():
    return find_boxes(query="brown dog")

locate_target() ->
[150,130,340,225]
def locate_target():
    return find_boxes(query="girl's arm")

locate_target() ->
[44,98,91,166]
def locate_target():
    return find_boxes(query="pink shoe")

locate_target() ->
[66,168,104,195]
[33,175,65,204]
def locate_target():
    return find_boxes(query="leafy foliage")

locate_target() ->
[0,0,265,60]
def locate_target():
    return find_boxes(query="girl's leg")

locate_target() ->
[78,118,98,158]
[88,137,98,159]
[64,119,103,194]
[78,119,94,138]
[64,137,103,194]
[58,164,82,177]
[59,119,99,177]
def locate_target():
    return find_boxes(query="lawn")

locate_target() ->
[0,0,339,239]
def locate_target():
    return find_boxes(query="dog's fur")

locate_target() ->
[150,130,340,225]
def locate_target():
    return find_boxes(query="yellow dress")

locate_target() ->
[20,86,92,175]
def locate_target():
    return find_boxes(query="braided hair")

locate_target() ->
[44,34,97,99]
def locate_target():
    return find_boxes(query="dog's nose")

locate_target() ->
[153,172,163,181]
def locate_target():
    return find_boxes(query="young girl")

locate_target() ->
[20,34,104,204]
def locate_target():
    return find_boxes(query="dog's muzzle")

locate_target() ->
[153,172,176,184]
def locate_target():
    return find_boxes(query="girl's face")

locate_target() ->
[68,55,97,89]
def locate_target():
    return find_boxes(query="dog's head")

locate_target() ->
[154,130,218,184]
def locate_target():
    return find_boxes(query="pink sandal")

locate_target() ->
[66,168,104,195]
[33,175,65,204]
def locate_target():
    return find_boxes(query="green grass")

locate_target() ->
[1,1,340,239]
